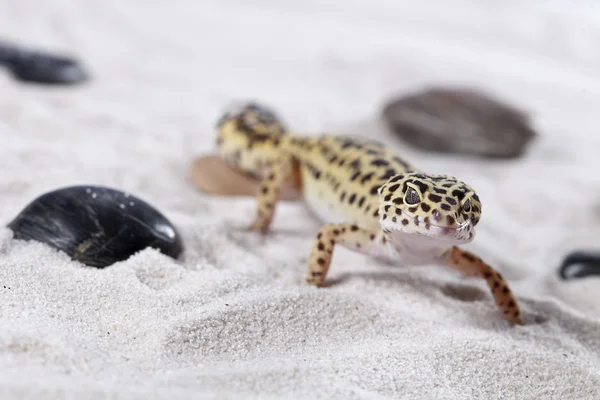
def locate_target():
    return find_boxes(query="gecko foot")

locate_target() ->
[245,218,270,234]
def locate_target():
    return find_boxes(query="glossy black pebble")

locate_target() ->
[7,186,183,268]
[559,251,600,280]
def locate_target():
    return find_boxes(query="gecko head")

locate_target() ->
[216,101,287,138]
[377,173,481,245]
[215,101,287,177]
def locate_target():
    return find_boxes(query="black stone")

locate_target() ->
[0,40,88,85]
[559,251,600,280]
[7,186,183,268]
[381,87,537,159]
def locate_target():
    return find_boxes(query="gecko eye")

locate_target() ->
[404,187,421,205]
[462,198,472,212]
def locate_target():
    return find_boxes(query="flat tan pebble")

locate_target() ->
[188,154,301,200]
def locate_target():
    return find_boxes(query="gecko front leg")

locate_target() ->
[444,246,523,325]
[247,156,292,233]
[307,223,396,286]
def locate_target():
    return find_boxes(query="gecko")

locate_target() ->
[214,101,523,325]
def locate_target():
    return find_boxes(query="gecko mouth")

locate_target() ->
[380,209,472,237]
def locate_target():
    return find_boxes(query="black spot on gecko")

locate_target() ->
[421,203,431,212]
[452,190,465,200]
[360,172,375,184]
[349,158,361,169]
[388,174,404,183]
[348,194,356,204]
[370,185,381,195]
[433,187,447,194]
[462,253,476,262]
[358,196,366,208]
[371,159,389,167]
[445,197,457,205]
[379,169,397,181]
[428,194,442,203]
[340,140,353,149]
[350,171,361,181]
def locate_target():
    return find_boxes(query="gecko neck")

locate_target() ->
[386,231,454,265]
[279,133,314,157]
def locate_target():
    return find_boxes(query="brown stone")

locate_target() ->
[187,154,302,200]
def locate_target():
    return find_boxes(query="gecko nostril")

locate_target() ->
[447,215,455,226]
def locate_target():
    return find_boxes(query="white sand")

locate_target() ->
[2,0,600,398]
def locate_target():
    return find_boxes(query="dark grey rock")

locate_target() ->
[381,87,537,158]
[0,40,88,85]
[7,185,183,268]
[559,251,600,280]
